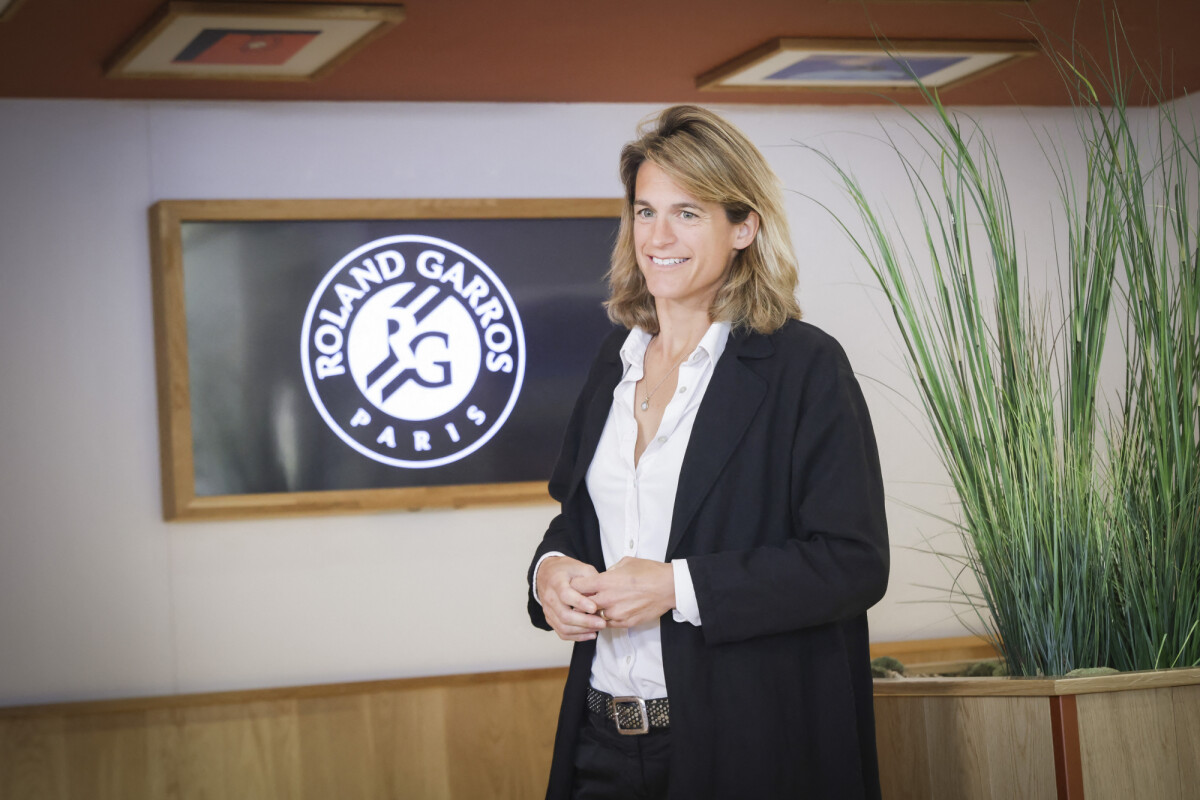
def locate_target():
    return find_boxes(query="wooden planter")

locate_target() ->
[873,667,1200,800]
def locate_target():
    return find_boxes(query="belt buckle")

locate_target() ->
[610,696,649,735]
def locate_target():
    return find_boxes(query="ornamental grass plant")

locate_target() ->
[816,35,1200,676]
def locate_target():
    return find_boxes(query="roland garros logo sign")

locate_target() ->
[301,235,525,468]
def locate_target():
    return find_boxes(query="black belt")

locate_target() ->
[586,686,670,735]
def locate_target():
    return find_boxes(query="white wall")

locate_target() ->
[0,99,1089,706]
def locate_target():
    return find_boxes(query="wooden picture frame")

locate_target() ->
[697,38,1039,93]
[150,198,622,521]
[106,1,404,81]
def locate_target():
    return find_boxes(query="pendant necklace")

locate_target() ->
[640,342,690,411]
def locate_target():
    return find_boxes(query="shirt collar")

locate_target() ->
[618,321,732,375]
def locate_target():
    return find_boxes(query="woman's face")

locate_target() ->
[632,161,757,315]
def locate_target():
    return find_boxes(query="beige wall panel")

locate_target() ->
[874,696,932,800]
[1078,686,1180,800]
[0,716,67,800]
[1172,684,1200,796]
[922,696,1054,800]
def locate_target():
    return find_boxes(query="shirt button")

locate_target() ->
[678,386,686,393]
[626,656,632,664]
[657,436,667,444]
[628,539,635,549]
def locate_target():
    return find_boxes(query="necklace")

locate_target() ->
[640,344,689,411]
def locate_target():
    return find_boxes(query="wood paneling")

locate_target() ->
[4,643,1196,799]
[0,669,565,800]
[1076,685,1195,800]
[150,700,302,799]
[1173,683,1200,797]
[876,695,1055,800]
[874,667,1200,800]
[0,716,67,799]
[869,634,998,667]
[873,696,932,800]
[873,667,1200,697]
[4,0,1199,107]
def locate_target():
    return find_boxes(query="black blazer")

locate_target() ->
[528,319,889,800]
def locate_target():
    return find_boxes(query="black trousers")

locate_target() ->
[571,711,672,800]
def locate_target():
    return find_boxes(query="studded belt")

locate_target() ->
[586,685,670,735]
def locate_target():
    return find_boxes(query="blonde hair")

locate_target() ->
[605,105,801,334]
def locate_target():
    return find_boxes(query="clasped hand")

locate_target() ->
[537,556,676,642]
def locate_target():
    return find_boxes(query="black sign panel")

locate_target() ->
[155,202,621,516]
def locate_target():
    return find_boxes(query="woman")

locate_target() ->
[528,105,889,800]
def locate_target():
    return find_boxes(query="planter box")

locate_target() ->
[873,667,1200,799]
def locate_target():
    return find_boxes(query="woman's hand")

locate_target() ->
[571,557,676,628]
[537,556,607,641]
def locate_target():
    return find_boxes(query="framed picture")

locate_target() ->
[697,38,1039,93]
[106,2,404,81]
[150,199,622,520]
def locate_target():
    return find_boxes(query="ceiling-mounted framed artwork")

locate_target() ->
[697,38,1040,93]
[150,198,621,521]
[106,1,405,81]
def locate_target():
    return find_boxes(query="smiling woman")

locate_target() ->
[526,106,890,800]
[606,107,801,336]
[630,161,758,315]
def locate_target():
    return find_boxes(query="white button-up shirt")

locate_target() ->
[569,321,730,700]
